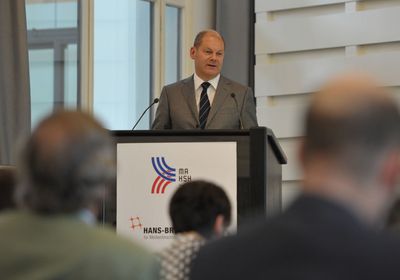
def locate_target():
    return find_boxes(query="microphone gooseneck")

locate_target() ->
[230,93,243,129]
[131,98,159,130]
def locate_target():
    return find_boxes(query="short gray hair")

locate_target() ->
[193,29,225,48]
[16,110,116,214]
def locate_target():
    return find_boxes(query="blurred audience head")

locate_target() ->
[169,180,231,239]
[300,72,400,225]
[0,166,16,211]
[16,110,115,216]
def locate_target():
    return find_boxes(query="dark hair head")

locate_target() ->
[303,73,400,182]
[16,110,115,214]
[193,29,225,49]
[169,180,231,238]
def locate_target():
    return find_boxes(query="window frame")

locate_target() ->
[28,28,79,110]
[79,0,192,125]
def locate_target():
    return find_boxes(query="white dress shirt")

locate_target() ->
[193,73,220,112]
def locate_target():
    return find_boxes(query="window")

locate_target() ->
[26,0,187,130]
[25,0,79,128]
[92,0,186,130]
[165,5,181,85]
[93,0,153,130]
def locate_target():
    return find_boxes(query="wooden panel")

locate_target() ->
[255,0,349,12]
[255,7,400,54]
[257,103,307,138]
[255,52,400,96]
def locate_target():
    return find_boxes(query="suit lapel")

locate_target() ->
[207,76,230,128]
[181,76,199,123]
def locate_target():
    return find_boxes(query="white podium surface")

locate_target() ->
[116,142,237,251]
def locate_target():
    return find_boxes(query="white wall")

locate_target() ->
[255,0,400,208]
[192,0,215,32]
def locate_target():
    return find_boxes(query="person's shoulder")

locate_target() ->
[0,209,52,228]
[86,224,149,254]
[0,210,24,230]
[163,76,193,90]
[365,229,400,256]
[79,225,159,279]
[190,220,272,280]
[0,209,21,220]
[219,75,250,92]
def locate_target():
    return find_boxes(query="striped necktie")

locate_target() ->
[199,82,211,129]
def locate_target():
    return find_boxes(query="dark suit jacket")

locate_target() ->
[191,195,400,280]
[152,75,258,129]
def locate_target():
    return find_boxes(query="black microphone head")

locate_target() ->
[230,93,236,98]
[132,98,160,130]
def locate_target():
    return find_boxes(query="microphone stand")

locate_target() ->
[131,98,159,130]
[230,93,243,129]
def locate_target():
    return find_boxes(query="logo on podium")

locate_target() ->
[151,157,176,194]
[150,157,193,194]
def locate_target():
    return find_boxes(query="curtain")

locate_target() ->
[0,0,31,164]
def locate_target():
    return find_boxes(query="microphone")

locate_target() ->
[131,98,159,130]
[230,93,243,129]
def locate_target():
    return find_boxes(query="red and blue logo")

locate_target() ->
[151,157,176,194]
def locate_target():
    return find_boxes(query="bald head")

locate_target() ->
[303,72,400,182]
[311,73,392,117]
[17,111,116,214]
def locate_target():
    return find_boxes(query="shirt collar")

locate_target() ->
[194,73,220,91]
[76,208,97,225]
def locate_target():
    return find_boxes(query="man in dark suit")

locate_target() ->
[191,73,400,280]
[152,30,257,129]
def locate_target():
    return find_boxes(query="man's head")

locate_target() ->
[190,30,225,81]
[300,72,400,224]
[16,110,116,215]
[169,180,231,239]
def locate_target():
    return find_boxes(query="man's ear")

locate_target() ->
[190,47,196,60]
[213,214,225,237]
[380,152,400,192]
[298,137,307,168]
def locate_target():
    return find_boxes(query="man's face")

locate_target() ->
[190,34,224,81]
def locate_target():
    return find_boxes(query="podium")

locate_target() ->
[104,127,286,233]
